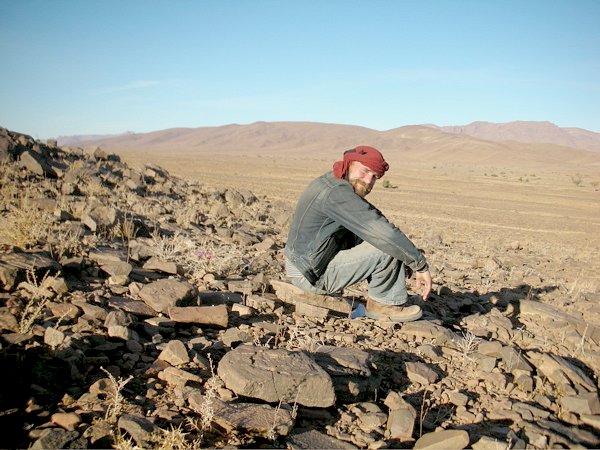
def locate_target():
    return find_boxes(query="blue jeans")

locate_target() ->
[289,241,407,305]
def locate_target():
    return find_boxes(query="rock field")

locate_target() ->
[0,126,599,449]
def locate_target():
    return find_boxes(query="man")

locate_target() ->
[284,146,432,322]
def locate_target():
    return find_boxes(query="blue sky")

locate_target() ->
[1,0,599,138]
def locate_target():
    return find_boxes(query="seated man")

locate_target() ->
[284,146,432,322]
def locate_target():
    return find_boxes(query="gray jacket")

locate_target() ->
[284,171,428,285]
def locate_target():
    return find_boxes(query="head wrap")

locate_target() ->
[332,146,389,179]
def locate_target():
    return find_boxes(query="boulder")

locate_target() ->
[217,345,336,407]
[138,278,197,313]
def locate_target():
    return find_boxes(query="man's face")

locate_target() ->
[347,161,378,197]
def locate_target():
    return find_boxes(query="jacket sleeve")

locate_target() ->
[324,184,428,272]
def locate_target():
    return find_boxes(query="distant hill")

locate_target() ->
[425,121,600,153]
[57,121,600,170]
[57,131,135,146]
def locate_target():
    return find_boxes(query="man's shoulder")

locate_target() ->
[314,171,347,188]
[306,172,359,206]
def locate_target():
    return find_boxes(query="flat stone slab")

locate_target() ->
[405,361,439,385]
[138,278,197,313]
[107,297,157,317]
[287,429,357,449]
[0,251,60,290]
[398,320,458,345]
[414,429,470,449]
[168,305,228,328]
[270,279,353,315]
[313,345,378,401]
[187,391,293,436]
[313,345,373,377]
[88,247,128,265]
[528,350,597,394]
[217,345,336,407]
[520,299,600,346]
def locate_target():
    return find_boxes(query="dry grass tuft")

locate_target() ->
[100,367,134,423]
[150,230,195,261]
[150,230,245,281]
[0,197,56,248]
[112,430,137,450]
[198,354,219,433]
[456,330,481,365]
[48,224,83,260]
[18,268,53,334]
[110,213,139,243]
[150,424,201,450]
[0,162,22,211]
[284,324,325,352]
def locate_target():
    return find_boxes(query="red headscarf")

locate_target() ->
[332,146,389,179]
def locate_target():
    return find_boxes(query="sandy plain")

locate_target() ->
[113,148,600,325]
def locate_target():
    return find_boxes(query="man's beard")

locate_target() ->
[350,179,372,197]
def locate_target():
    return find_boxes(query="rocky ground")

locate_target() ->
[0,126,599,449]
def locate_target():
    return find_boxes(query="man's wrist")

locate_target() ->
[416,263,429,273]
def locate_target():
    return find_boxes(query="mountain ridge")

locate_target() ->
[58,120,600,153]
[55,120,600,170]
[425,120,600,152]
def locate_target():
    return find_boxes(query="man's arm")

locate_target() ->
[326,184,428,272]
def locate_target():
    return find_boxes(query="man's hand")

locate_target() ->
[415,270,432,301]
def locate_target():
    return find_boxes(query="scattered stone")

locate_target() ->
[158,366,202,387]
[47,302,81,320]
[580,414,600,430]
[217,345,336,407]
[520,299,600,346]
[30,428,79,450]
[287,429,357,449]
[19,149,57,177]
[447,391,469,407]
[1,126,599,450]
[107,297,157,316]
[477,340,502,356]
[168,305,229,328]
[314,345,373,377]
[100,260,133,277]
[414,429,470,449]
[0,251,60,290]
[270,279,353,314]
[559,392,600,415]
[384,392,416,441]
[471,436,504,450]
[499,345,533,372]
[529,351,596,394]
[44,327,65,348]
[399,320,458,345]
[138,278,197,313]
[51,412,81,431]
[0,309,18,331]
[158,339,190,366]
[187,390,293,436]
[117,414,157,447]
[405,361,439,385]
[107,325,139,341]
[143,257,179,274]
[221,328,253,347]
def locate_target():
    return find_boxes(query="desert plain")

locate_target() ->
[1,122,600,449]
[112,124,600,312]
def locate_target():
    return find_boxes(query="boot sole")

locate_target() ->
[365,308,423,323]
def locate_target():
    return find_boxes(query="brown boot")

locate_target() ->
[365,298,422,322]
